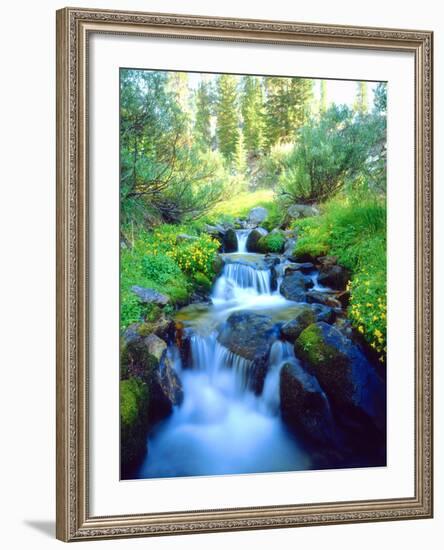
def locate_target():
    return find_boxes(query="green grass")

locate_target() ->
[209,189,282,229]
[292,195,387,359]
[120,224,220,329]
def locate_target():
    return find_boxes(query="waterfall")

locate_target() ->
[212,262,272,301]
[189,331,254,393]
[136,228,312,480]
[235,229,250,253]
[261,340,296,414]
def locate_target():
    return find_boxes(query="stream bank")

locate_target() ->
[121,214,386,479]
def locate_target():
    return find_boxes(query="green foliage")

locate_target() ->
[194,80,214,149]
[120,377,150,468]
[141,254,183,285]
[120,224,220,329]
[216,74,240,161]
[264,77,313,148]
[193,271,212,291]
[241,76,265,156]
[292,195,386,357]
[276,105,386,205]
[296,324,341,366]
[120,378,148,429]
[120,70,225,226]
[373,82,387,113]
[257,232,286,253]
[254,142,294,189]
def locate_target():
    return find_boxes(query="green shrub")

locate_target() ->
[258,232,286,253]
[293,195,386,359]
[141,254,182,284]
[193,271,212,291]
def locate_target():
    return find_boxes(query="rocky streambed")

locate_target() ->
[121,213,386,479]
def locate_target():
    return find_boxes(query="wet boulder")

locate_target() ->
[284,262,315,275]
[217,311,278,394]
[306,291,342,309]
[246,227,268,252]
[295,322,386,433]
[121,333,183,423]
[280,306,317,342]
[279,271,314,302]
[223,228,238,253]
[247,206,268,226]
[131,285,170,306]
[318,264,350,290]
[280,362,337,447]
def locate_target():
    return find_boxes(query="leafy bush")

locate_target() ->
[141,254,183,284]
[254,142,294,189]
[120,224,221,329]
[258,232,286,253]
[292,195,386,359]
[276,105,386,206]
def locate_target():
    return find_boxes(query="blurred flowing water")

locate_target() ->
[136,230,313,479]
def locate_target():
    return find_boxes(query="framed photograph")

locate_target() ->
[56,7,433,542]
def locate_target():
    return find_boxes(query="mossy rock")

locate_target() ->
[295,322,344,367]
[120,338,159,384]
[295,322,386,432]
[120,378,150,474]
[193,271,212,291]
[280,307,317,343]
[257,232,286,253]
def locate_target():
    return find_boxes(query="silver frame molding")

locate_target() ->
[56,7,433,542]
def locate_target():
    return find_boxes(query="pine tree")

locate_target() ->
[234,129,247,175]
[241,76,265,157]
[194,80,213,150]
[264,77,314,148]
[354,81,369,115]
[216,74,240,161]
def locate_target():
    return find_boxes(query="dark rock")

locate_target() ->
[143,333,167,363]
[131,285,169,306]
[174,322,192,368]
[212,254,224,276]
[217,311,278,394]
[280,362,337,447]
[317,255,338,268]
[246,227,268,252]
[280,306,317,342]
[336,290,351,308]
[310,303,336,324]
[121,333,183,423]
[306,291,342,309]
[283,237,297,258]
[223,228,238,253]
[279,271,314,302]
[284,262,315,275]
[295,322,386,433]
[247,206,268,225]
[318,264,350,290]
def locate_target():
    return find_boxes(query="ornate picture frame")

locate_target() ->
[56,7,433,541]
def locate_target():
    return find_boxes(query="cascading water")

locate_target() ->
[135,230,314,479]
[235,229,250,253]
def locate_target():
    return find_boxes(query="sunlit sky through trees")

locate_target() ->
[182,71,380,110]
